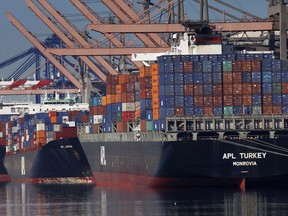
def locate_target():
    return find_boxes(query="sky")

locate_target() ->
[0,0,269,66]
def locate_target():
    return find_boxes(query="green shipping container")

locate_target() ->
[223,106,233,115]
[253,106,262,115]
[272,83,281,93]
[117,113,122,122]
[222,61,232,72]
[146,121,153,131]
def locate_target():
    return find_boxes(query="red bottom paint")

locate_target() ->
[0,174,10,183]
[92,172,243,188]
[10,177,96,185]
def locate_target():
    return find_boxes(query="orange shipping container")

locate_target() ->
[153,109,160,120]
[152,74,159,86]
[118,74,129,84]
[151,64,159,75]
[140,67,151,78]
[152,86,159,98]
[184,84,194,95]
[116,93,122,103]
[50,116,57,124]
[116,85,122,94]
[175,107,184,117]
[152,98,160,109]
[102,96,107,106]
[106,94,117,104]
[135,108,140,119]
[36,130,46,139]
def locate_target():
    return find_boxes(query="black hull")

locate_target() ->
[81,137,288,188]
[5,137,95,185]
[0,145,10,183]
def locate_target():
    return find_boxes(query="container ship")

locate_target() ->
[78,25,288,189]
[1,93,94,184]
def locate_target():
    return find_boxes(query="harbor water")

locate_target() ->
[1,183,288,215]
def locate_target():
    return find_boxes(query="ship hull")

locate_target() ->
[80,137,288,188]
[5,137,95,185]
[0,145,10,183]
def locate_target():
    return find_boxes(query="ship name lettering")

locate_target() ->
[239,152,266,159]
[222,153,236,159]
[233,161,257,166]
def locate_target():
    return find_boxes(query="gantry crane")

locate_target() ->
[2,0,287,97]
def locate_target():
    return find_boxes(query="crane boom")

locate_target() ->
[6,11,83,90]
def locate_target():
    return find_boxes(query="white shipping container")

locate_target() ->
[0,132,3,138]
[135,101,140,109]
[36,123,45,131]
[54,124,60,132]
[66,121,76,127]
[12,126,19,133]
[85,126,90,134]
[62,116,69,123]
[122,102,136,111]
[93,115,103,124]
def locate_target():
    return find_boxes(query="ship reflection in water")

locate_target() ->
[0,183,288,215]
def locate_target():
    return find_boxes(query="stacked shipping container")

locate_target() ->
[0,110,88,154]
[88,53,288,133]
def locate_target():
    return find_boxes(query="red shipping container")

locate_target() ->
[242,83,252,94]
[223,95,233,106]
[204,107,213,116]
[273,106,282,114]
[106,85,117,94]
[251,60,261,72]
[194,96,204,106]
[252,83,262,94]
[140,89,152,99]
[212,84,222,96]
[233,95,243,106]
[117,122,128,132]
[213,96,223,106]
[55,127,78,140]
[140,77,152,88]
[184,61,194,72]
[243,95,252,106]
[263,94,272,106]
[203,96,213,106]
[184,84,194,95]
[116,93,122,103]
[233,72,242,83]
[129,74,139,83]
[122,92,136,102]
[242,60,252,71]
[175,107,184,117]
[93,124,99,134]
[263,106,273,115]
[223,73,233,83]
[282,82,288,94]
[233,83,243,95]
[232,61,242,71]
[122,111,135,122]
[223,84,233,95]
[140,120,146,132]
[193,84,203,96]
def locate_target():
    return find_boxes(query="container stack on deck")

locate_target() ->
[0,110,88,154]
[88,53,288,133]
